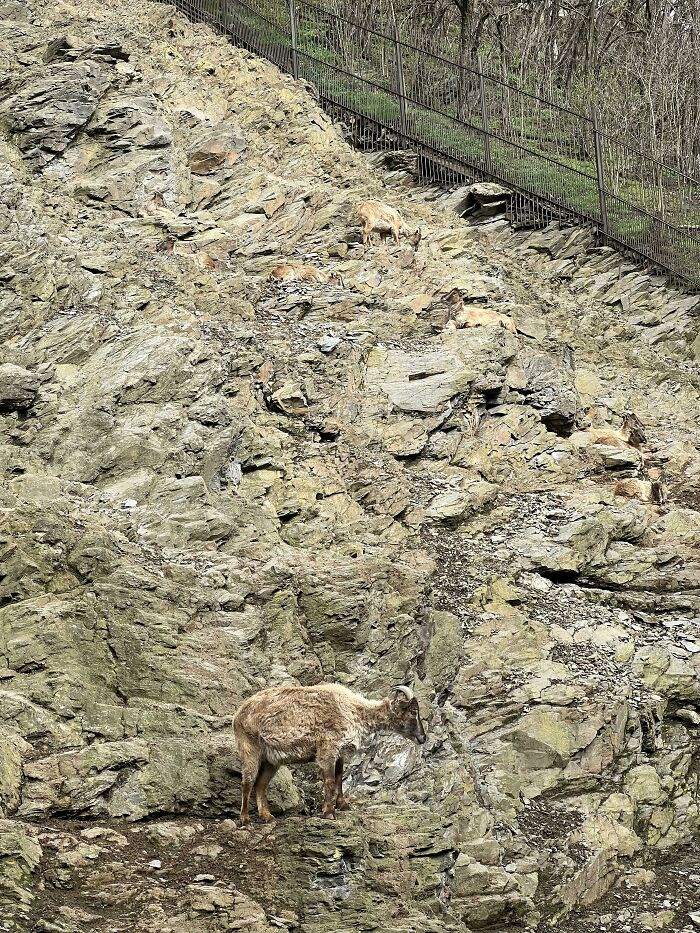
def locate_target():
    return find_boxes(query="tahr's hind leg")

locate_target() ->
[240,764,257,826]
[335,758,350,810]
[255,761,278,823]
[317,746,339,819]
[235,727,261,827]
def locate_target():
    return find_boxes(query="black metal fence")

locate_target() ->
[168,0,700,291]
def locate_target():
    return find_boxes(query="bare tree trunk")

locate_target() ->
[456,1,470,121]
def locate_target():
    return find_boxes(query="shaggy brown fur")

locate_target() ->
[233,683,426,824]
[444,289,516,334]
[355,200,421,248]
[584,412,647,450]
[613,468,664,504]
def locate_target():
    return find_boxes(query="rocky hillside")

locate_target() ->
[1,1,699,931]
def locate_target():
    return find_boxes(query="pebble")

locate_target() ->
[676,708,700,725]
[319,334,341,352]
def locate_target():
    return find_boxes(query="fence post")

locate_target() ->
[390,16,408,139]
[477,55,493,175]
[288,0,299,79]
[592,106,609,235]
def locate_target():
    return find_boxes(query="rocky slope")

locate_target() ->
[1,1,699,931]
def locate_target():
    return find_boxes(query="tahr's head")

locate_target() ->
[622,411,647,448]
[388,686,427,745]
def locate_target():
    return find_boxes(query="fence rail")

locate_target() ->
[168,0,700,291]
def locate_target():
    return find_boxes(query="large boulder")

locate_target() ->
[0,364,40,411]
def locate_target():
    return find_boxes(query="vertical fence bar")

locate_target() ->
[390,15,408,138]
[288,0,299,79]
[592,107,609,235]
[477,55,493,174]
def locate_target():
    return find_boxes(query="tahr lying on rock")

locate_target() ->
[233,683,426,824]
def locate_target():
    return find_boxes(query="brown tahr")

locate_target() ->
[233,683,426,824]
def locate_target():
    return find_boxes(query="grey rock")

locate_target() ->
[517,344,578,434]
[319,334,341,353]
[0,364,40,410]
[0,61,111,166]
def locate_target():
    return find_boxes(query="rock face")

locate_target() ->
[0,364,41,411]
[0,1,699,931]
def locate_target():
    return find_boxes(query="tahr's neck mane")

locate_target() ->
[356,697,392,733]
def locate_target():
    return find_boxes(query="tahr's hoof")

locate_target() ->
[260,812,276,824]
[336,798,351,811]
[321,810,336,820]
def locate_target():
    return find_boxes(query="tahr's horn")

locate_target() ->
[392,685,414,701]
